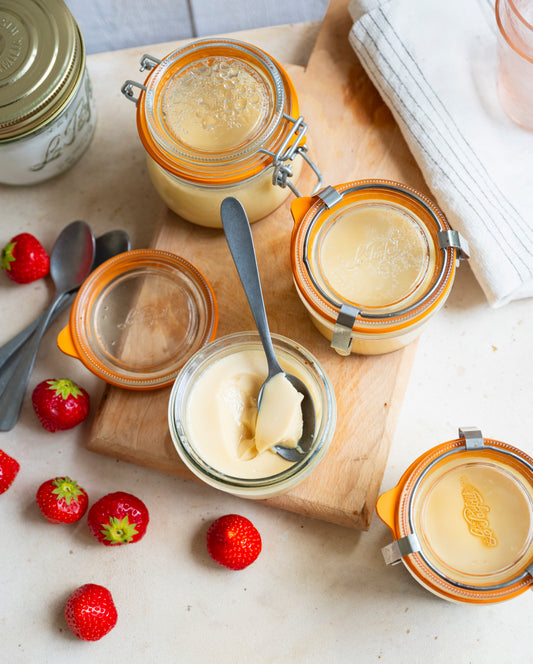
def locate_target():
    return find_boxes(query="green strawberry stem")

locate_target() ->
[100,516,139,544]
[46,379,84,400]
[1,242,16,270]
[52,477,84,505]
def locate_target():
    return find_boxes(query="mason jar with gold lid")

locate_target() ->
[0,0,95,185]
[121,38,322,228]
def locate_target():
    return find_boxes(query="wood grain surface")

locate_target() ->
[88,0,429,529]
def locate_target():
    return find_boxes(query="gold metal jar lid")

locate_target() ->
[0,0,84,139]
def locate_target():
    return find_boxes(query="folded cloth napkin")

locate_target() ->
[348,0,533,307]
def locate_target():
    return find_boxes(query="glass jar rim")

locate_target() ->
[291,180,458,335]
[136,38,301,185]
[168,331,336,491]
[496,0,533,64]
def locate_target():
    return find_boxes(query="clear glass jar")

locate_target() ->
[290,180,469,356]
[0,0,96,185]
[377,427,533,603]
[121,39,321,228]
[57,249,218,390]
[496,0,533,130]
[168,331,337,499]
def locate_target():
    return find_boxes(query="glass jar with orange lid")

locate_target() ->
[377,426,533,603]
[290,180,470,356]
[121,38,322,228]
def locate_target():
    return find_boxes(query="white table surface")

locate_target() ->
[1,20,532,664]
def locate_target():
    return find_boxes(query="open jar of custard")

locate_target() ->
[168,331,336,499]
[121,38,321,228]
[377,427,533,603]
[290,180,469,355]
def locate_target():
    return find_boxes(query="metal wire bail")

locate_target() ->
[260,114,323,197]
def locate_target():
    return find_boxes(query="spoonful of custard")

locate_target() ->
[220,197,315,462]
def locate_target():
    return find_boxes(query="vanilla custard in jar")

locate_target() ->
[122,39,320,227]
[290,180,469,355]
[168,332,336,499]
[377,427,533,603]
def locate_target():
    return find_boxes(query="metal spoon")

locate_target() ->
[0,229,131,371]
[220,196,315,462]
[0,230,131,401]
[0,221,96,431]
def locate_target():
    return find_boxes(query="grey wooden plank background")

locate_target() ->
[65,0,329,54]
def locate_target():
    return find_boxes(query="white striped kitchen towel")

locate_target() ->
[348,0,533,307]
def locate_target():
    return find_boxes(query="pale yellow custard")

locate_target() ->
[255,373,303,454]
[184,349,306,478]
[147,155,301,228]
[319,204,434,308]
[419,463,533,579]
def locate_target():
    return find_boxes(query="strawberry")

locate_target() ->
[206,514,262,570]
[0,449,20,495]
[64,583,117,641]
[1,233,49,284]
[36,476,89,524]
[32,378,90,432]
[87,491,149,546]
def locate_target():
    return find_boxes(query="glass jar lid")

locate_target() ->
[60,250,218,390]
[0,0,83,139]
[291,180,466,335]
[378,428,533,603]
[135,39,300,184]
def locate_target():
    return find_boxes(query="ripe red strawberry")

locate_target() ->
[206,514,262,570]
[36,476,89,524]
[1,233,50,284]
[0,449,20,495]
[32,378,90,432]
[64,583,117,641]
[87,491,149,546]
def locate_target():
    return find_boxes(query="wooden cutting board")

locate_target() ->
[88,0,429,530]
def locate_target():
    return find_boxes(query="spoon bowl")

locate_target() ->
[220,196,316,462]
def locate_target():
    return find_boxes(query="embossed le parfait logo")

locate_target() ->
[460,476,498,548]
[31,76,94,172]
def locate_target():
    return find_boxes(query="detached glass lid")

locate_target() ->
[58,249,218,389]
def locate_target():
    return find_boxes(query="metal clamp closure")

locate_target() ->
[526,560,533,580]
[381,534,421,566]
[331,303,360,356]
[438,229,470,261]
[459,426,485,450]
[260,114,323,197]
[121,80,147,105]
[139,54,161,71]
[121,54,162,105]
[316,185,343,209]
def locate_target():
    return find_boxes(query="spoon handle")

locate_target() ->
[0,291,75,372]
[220,197,283,378]
[0,295,61,431]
